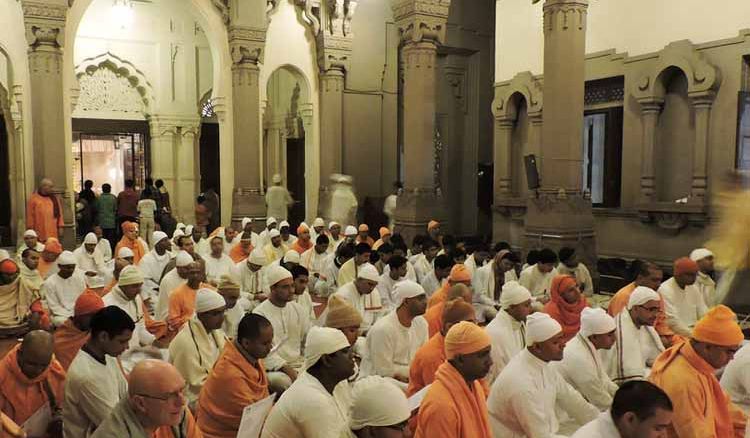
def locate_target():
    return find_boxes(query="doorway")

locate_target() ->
[199,122,220,194]
[0,113,11,245]
[286,137,305,228]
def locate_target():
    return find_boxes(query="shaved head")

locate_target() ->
[129,359,183,396]
[19,330,54,379]
[447,283,473,303]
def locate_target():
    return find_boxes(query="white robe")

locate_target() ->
[473,262,520,321]
[204,253,235,285]
[696,271,717,307]
[16,241,45,261]
[464,254,486,278]
[315,257,344,298]
[333,281,384,333]
[518,265,557,298]
[330,185,358,227]
[488,349,599,438]
[658,277,708,337]
[43,270,87,326]
[556,263,594,297]
[138,249,172,303]
[412,254,433,284]
[376,273,403,311]
[294,288,316,322]
[73,246,108,279]
[156,269,187,321]
[63,349,128,438]
[222,300,248,339]
[383,263,417,283]
[485,309,526,384]
[301,248,330,292]
[168,318,226,404]
[194,238,211,258]
[103,286,157,372]
[265,185,293,221]
[360,311,428,387]
[252,300,311,371]
[260,372,348,438]
[95,239,112,263]
[721,342,750,412]
[420,271,445,298]
[603,309,664,384]
[570,411,620,438]
[234,260,268,302]
[553,333,618,411]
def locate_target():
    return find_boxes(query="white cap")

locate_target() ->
[173,229,185,240]
[499,281,532,309]
[283,250,301,264]
[249,248,268,266]
[153,231,168,243]
[23,229,37,238]
[526,312,563,345]
[117,247,135,259]
[349,377,411,430]
[269,229,281,238]
[272,174,283,184]
[241,217,252,229]
[85,274,106,288]
[0,250,9,262]
[303,326,350,371]
[175,251,194,267]
[345,225,357,236]
[266,217,277,227]
[57,250,76,266]
[176,222,186,231]
[627,286,661,310]
[118,265,144,286]
[266,265,292,287]
[280,220,290,229]
[392,280,426,307]
[185,225,194,236]
[690,248,714,262]
[329,221,340,229]
[195,288,226,313]
[579,307,616,337]
[83,233,98,245]
[356,263,380,283]
[313,218,325,228]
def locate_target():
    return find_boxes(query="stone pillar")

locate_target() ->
[149,119,177,197]
[317,67,345,219]
[229,26,267,230]
[493,117,514,198]
[176,122,200,224]
[637,99,662,202]
[23,1,76,247]
[391,0,450,242]
[691,93,714,203]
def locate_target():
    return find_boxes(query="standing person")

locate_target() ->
[265,174,293,221]
[195,195,211,231]
[117,179,140,236]
[79,179,97,206]
[78,180,97,236]
[137,192,157,249]
[383,182,401,230]
[203,187,221,234]
[139,177,157,200]
[26,178,63,242]
[155,179,172,215]
[330,174,359,227]
[95,183,118,252]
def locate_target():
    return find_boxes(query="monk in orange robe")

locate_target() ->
[53,291,104,370]
[26,179,63,242]
[115,221,147,265]
[0,331,66,435]
[197,313,272,438]
[355,224,375,247]
[37,238,62,279]
[427,264,472,309]
[168,261,204,330]
[291,224,313,254]
[414,321,492,438]
[543,275,589,343]
[424,284,474,338]
[650,305,747,438]
[228,232,253,263]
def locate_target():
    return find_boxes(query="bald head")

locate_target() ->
[129,359,183,396]
[128,360,187,429]
[18,330,54,379]
[447,283,473,304]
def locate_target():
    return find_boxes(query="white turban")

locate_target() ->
[580,307,616,337]
[303,326,350,371]
[173,229,185,240]
[269,229,281,238]
[392,280,426,307]
[345,225,357,236]
[241,217,252,229]
[690,248,714,262]
[356,263,380,282]
[280,220,290,229]
[349,376,410,430]
[117,247,134,259]
[526,312,562,345]
[175,251,194,267]
[283,250,301,264]
[313,218,325,228]
[185,225,194,236]
[57,251,76,266]
[24,229,37,238]
[249,248,268,266]
[83,233,98,245]
[0,250,9,262]
[627,286,660,310]
[329,221,340,229]
[266,265,292,287]
[118,265,144,286]
[176,222,186,231]
[266,217,277,227]
[153,231,168,243]
[500,281,532,309]
[196,288,226,313]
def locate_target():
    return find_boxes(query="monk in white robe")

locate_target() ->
[420,254,452,298]
[73,232,109,288]
[257,217,277,249]
[234,248,269,307]
[658,257,707,337]
[43,251,87,327]
[413,238,440,283]
[691,248,717,307]
[556,247,594,297]
[15,229,45,261]
[155,251,192,321]
[332,263,383,334]
[376,255,407,310]
[263,229,288,264]
[473,249,517,322]
[338,243,372,287]
[301,235,331,293]
[485,282,531,383]
[518,248,558,301]
[138,231,172,305]
[721,342,750,412]
[204,236,235,285]
[315,244,355,297]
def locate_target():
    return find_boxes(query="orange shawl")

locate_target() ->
[543,275,588,343]
[292,239,313,255]
[408,333,446,397]
[168,283,199,331]
[415,362,491,438]
[53,318,89,370]
[427,283,449,309]
[0,344,66,426]
[197,342,269,438]
[115,236,146,265]
[425,301,445,339]
[229,244,252,264]
[37,259,54,279]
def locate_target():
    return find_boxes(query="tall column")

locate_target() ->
[149,119,177,197]
[493,117,513,199]
[637,99,662,202]
[23,1,75,248]
[176,122,200,224]
[229,26,267,229]
[691,93,714,203]
[391,0,450,242]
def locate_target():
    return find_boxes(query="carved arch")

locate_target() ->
[493,71,543,121]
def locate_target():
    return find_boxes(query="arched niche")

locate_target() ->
[508,92,529,196]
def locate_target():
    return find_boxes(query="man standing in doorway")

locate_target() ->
[95,183,117,252]
[266,174,293,221]
[26,178,63,242]
[117,179,139,237]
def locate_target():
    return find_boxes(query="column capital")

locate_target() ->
[318,35,352,73]
[22,1,68,50]
[690,90,716,109]
[229,25,266,65]
[391,0,450,45]
[636,97,664,114]
[542,0,588,34]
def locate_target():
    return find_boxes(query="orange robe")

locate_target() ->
[197,342,269,438]
[356,236,375,247]
[229,244,252,264]
[650,341,746,438]
[37,259,54,279]
[608,282,676,339]
[168,283,199,331]
[424,302,445,339]
[292,239,312,254]
[0,344,66,428]
[115,236,146,265]
[408,333,446,396]
[415,362,491,438]
[26,192,63,242]
[53,318,89,370]
[427,283,449,309]
[154,409,203,438]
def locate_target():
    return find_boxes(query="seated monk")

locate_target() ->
[427,264,472,309]
[197,313,272,438]
[92,359,202,438]
[0,330,66,438]
[115,221,147,265]
[229,232,254,263]
[37,238,62,279]
[0,257,47,335]
[168,261,204,331]
[424,283,473,338]
[53,291,105,370]
[543,275,589,343]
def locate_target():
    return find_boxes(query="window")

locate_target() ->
[582,107,623,207]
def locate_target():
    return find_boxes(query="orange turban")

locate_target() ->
[444,321,490,360]
[379,227,391,238]
[44,237,62,254]
[692,305,744,347]
[74,291,105,317]
[297,224,309,235]
[674,257,699,276]
[121,221,138,233]
[449,264,471,283]
[0,260,17,275]
[443,299,476,326]
[427,220,440,231]
[358,224,369,232]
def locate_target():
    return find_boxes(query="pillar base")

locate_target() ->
[394,189,446,245]
[231,188,267,233]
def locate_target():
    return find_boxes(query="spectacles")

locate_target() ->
[136,387,187,403]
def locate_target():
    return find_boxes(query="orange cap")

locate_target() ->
[74,291,105,317]
[358,224,369,232]
[444,321,490,359]
[449,264,471,283]
[44,237,62,254]
[379,227,391,238]
[692,305,744,347]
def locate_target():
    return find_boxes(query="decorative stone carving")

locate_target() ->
[296,0,322,35]
[22,1,67,49]
[211,0,230,24]
[392,0,450,45]
[229,26,266,65]
[493,71,543,120]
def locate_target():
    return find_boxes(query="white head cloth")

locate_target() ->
[392,280,426,307]
[283,250,300,264]
[303,326,350,371]
[349,376,410,430]
[83,233,98,245]
[627,286,661,310]
[526,312,562,345]
[356,263,380,283]
[690,248,714,262]
[118,265,144,287]
[57,251,76,266]
[266,265,292,287]
[313,218,325,228]
[249,248,268,266]
[173,229,185,240]
[153,231,168,243]
[345,226,357,236]
[499,281,532,309]
[117,247,135,259]
[175,251,194,267]
[269,229,281,238]
[196,288,226,313]
[24,229,37,238]
[280,220,290,229]
[176,222,186,231]
[185,225,194,236]
[266,217,277,227]
[241,217,252,229]
[329,221,340,230]
[580,307,616,337]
